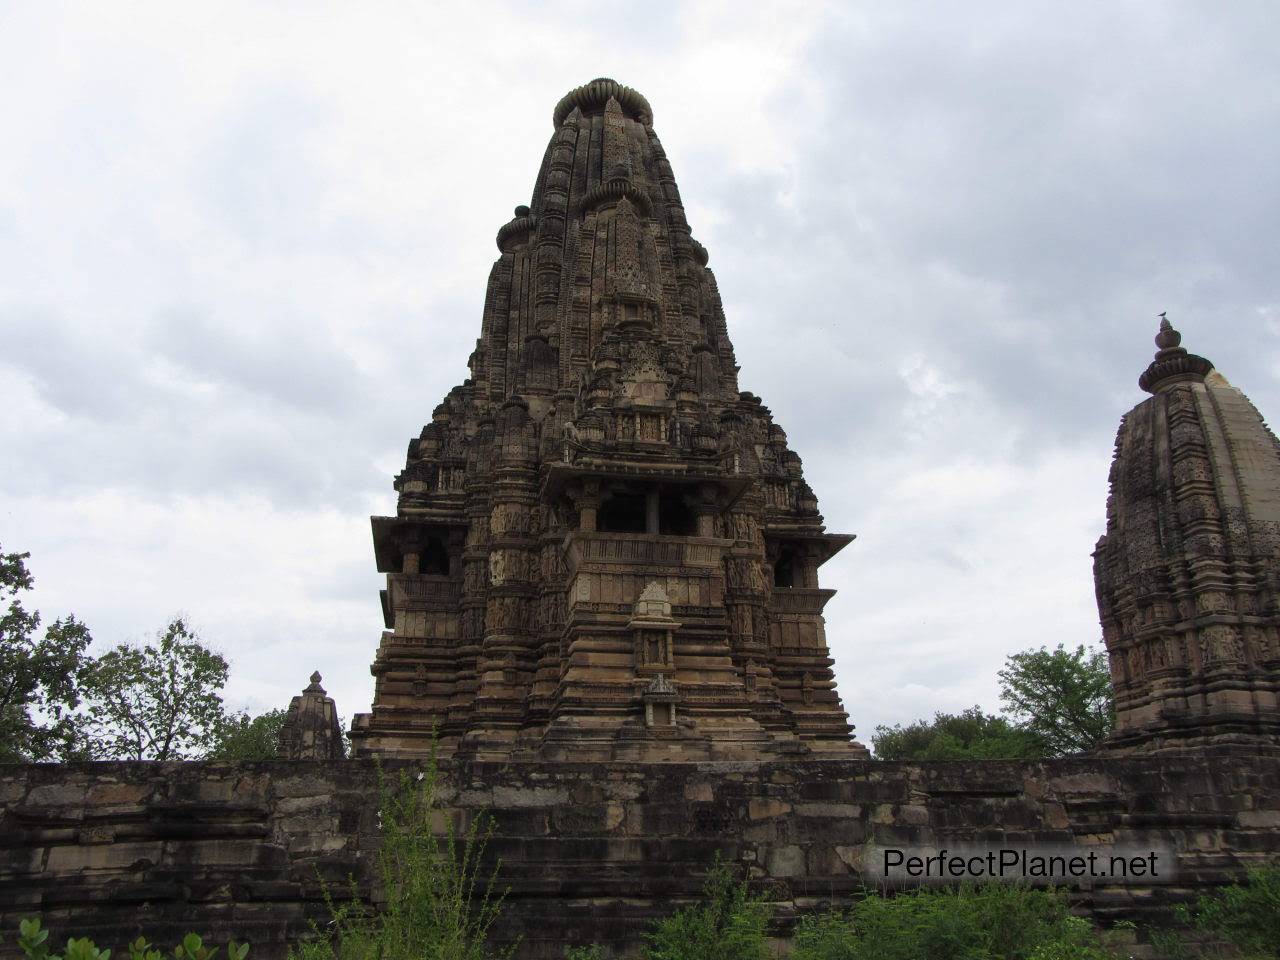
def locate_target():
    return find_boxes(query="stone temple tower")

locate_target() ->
[1095,317,1280,751]
[350,79,864,761]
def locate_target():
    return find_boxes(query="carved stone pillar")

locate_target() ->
[695,483,719,538]
[645,488,660,535]
[576,478,602,533]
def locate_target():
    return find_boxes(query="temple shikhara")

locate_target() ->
[350,79,864,760]
[1095,318,1280,751]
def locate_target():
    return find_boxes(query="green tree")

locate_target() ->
[998,643,1114,756]
[0,547,94,762]
[872,706,1044,760]
[80,617,229,760]
[207,708,287,761]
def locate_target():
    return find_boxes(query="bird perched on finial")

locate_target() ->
[1159,311,1167,320]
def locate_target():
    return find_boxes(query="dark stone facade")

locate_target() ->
[3,751,1278,957]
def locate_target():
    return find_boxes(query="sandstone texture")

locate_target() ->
[1096,318,1280,750]
[3,751,1278,957]
[352,78,861,761]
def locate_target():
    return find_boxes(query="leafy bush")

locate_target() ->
[1146,926,1193,960]
[289,756,508,960]
[872,707,1044,760]
[791,884,1125,960]
[1185,864,1280,958]
[206,708,287,761]
[643,856,770,960]
[15,920,246,960]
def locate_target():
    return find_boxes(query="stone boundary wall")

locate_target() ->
[2,750,1278,959]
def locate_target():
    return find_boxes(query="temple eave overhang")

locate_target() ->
[541,460,752,500]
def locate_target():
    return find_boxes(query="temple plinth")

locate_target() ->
[350,79,865,760]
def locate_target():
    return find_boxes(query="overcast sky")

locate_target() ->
[2,1,1277,749]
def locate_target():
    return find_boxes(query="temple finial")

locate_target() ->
[1138,313,1212,394]
[1155,312,1181,351]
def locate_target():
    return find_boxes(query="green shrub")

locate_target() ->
[791,884,1125,960]
[872,708,1045,761]
[1146,926,1193,960]
[289,756,508,960]
[1187,864,1280,958]
[643,857,770,960]
[15,921,246,960]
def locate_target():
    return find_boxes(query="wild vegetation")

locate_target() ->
[642,857,770,960]
[873,643,1115,759]
[287,759,509,960]
[0,544,286,763]
[15,923,248,960]
[1166,865,1280,959]
[791,885,1130,960]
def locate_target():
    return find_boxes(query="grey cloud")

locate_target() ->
[683,1,1280,491]
[148,306,365,414]
[0,308,151,420]
[197,87,332,247]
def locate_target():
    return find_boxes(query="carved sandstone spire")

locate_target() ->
[1095,318,1280,752]
[277,672,345,760]
[352,80,864,760]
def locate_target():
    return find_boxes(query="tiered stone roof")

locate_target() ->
[1096,317,1280,750]
[351,79,863,760]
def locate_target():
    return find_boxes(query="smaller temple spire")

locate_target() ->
[277,670,345,760]
[1138,313,1214,394]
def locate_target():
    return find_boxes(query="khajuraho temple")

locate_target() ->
[1096,317,1280,751]
[350,78,863,761]
[3,78,1279,959]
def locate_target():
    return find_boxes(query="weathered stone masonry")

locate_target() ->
[1096,319,1280,752]
[2,752,1279,957]
[352,78,861,762]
